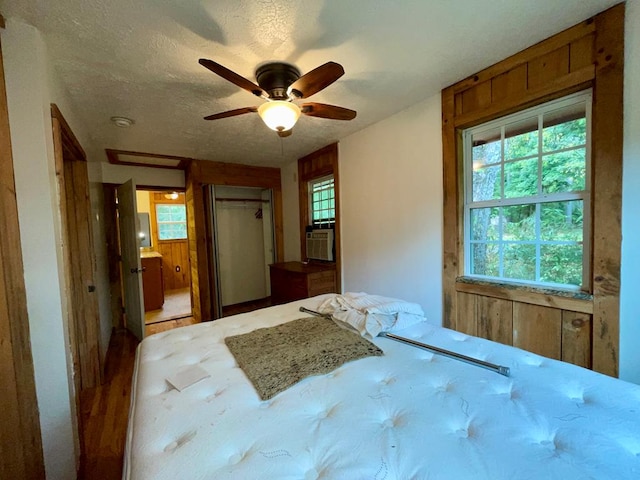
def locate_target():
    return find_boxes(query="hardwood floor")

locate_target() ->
[78,329,137,479]
[222,296,271,317]
[145,315,198,335]
[79,299,269,478]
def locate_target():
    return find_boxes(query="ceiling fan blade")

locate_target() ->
[301,102,357,121]
[203,106,258,120]
[199,59,267,98]
[288,62,344,99]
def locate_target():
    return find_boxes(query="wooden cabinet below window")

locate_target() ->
[270,261,336,305]
[141,252,164,311]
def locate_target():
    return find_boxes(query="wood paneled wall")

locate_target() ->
[0,21,46,478]
[148,192,190,291]
[457,292,592,368]
[186,159,283,322]
[441,4,624,376]
[298,143,342,292]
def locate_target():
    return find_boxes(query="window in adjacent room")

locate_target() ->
[155,204,187,240]
[463,91,591,290]
[309,175,335,227]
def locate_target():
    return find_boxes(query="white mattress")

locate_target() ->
[124,295,640,479]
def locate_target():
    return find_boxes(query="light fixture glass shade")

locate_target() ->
[258,101,301,132]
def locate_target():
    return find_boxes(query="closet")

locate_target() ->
[207,185,275,317]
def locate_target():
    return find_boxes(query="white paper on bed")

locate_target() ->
[124,294,640,480]
[318,292,426,337]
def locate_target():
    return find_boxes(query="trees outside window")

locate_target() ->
[156,204,187,240]
[464,92,591,289]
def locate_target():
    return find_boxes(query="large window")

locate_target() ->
[309,175,335,227]
[156,204,187,240]
[464,92,591,290]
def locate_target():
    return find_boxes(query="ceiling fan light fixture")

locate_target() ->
[258,100,300,133]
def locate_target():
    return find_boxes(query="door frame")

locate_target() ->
[0,17,46,478]
[103,184,194,333]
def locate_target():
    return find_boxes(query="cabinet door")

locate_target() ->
[142,257,164,311]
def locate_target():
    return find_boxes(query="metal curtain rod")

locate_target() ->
[299,307,510,377]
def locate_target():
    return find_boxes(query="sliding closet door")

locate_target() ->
[207,185,275,317]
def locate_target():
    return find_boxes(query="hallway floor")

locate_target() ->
[144,287,191,325]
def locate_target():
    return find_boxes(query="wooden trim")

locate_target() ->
[452,19,595,95]
[455,281,593,314]
[105,148,189,170]
[297,143,342,292]
[0,30,46,479]
[453,66,594,128]
[590,4,624,376]
[441,88,458,329]
[441,3,624,376]
[51,106,102,389]
[52,104,86,160]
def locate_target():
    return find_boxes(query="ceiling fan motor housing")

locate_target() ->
[255,62,301,100]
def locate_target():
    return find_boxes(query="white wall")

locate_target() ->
[2,19,76,479]
[101,161,185,188]
[136,190,151,213]
[339,94,443,323]
[620,0,640,384]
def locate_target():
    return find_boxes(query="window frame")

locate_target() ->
[308,174,336,228]
[462,91,592,291]
[155,203,188,241]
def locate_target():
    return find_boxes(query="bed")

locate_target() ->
[124,294,640,479]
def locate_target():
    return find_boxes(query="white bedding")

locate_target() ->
[124,294,640,479]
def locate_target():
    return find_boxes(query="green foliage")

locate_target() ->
[469,116,586,287]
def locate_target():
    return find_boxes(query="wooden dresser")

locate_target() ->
[269,261,337,305]
[141,252,164,311]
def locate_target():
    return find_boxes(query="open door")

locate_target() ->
[117,179,145,341]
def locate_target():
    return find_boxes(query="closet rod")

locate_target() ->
[215,197,269,203]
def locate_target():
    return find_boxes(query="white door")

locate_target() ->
[117,179,145,341]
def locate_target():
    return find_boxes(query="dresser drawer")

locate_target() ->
[308,271,337,297]
[270,262,337,305]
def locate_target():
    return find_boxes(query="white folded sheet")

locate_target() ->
[318,292,426,337]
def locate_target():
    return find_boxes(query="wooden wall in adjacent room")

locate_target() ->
[441,4,624,376]
[149,192,190,291]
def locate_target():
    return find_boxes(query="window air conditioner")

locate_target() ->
[306,229,334,262]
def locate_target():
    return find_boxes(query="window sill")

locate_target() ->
[455,276,593,314]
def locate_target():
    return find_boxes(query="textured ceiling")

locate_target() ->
[0,0,619,166]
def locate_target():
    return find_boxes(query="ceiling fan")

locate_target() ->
[199,59,357,137]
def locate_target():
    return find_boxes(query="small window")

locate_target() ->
[309,175,335,227]
[156,204,187,240]
[464,92,591,290]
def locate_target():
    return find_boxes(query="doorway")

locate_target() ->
[136,189,193,324]
[207,186,275,318]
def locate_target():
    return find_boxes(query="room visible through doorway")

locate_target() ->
[136,190,193,324]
